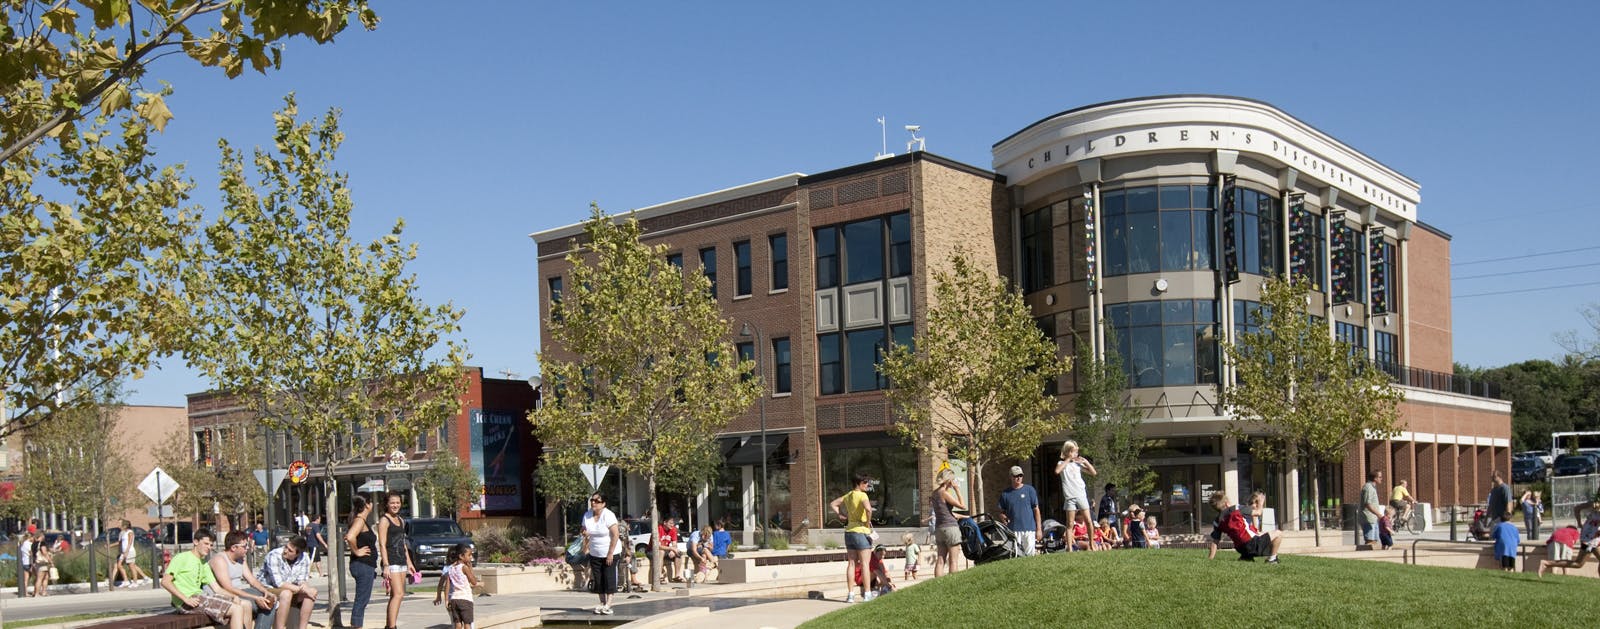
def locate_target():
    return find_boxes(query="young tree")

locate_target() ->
[536,446,606,540]
[1072,327,1155,502]
[2,1,381,442]
[1558,303,1600,362]
[179,97,467,612]
[17,382,136,533]
[2,0,379,163]
[1222,276,1404,542]
[879,252,1071,512]
[415,448,482,518]
[532,207,761,591]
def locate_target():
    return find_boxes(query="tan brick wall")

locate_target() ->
[1405,227,1452,373]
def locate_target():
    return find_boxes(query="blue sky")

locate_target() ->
[120,1,1599,405]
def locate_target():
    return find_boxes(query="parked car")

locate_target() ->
[1512,456,1547,482]
[1517,450,1554,466]
[405,518,473,570]
[1552,453,1599,476]
[624,518,688,555]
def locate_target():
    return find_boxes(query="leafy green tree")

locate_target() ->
[536,445,606,540]
[416,448,482,518]
[0,112,196,438]
[1072,326,1155,501]
[532,207,761,591]
[2,0,379,163]
[149,425,264,528]
[17,382,135,531]
[1222,276,1404,542]
[1558,303,1600,362]
[879,251,1071,512]
[179,97,467,611]
[2,0,380,440]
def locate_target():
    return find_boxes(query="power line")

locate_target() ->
[1453,280,1600,299]
[1452,245,1600,266]
[1454,261,1600,280]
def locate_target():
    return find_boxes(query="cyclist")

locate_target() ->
[1390,479,1416,530]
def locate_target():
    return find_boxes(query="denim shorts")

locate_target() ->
[844,532,873,550]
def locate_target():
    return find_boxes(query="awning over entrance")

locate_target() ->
[725,435,788,467]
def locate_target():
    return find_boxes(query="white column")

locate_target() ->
[1222,435,1240,502]
[741,466,757,546]
[1286,444,1302,531]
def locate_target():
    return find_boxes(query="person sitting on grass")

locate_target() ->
[1144,516,1162,549]
[1094,518,1120,550]
[1070,519,1092,552]
[1205,491,1283,563]
[1493,513,1520,572]
[161,528,251,629]
[258,535,319,629]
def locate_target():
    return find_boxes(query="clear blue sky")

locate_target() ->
[122,1,1600,406]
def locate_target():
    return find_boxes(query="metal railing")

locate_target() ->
[1377,362,1502,400]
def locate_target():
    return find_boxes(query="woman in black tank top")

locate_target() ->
[344,496,378,628]
[376,491,414,629]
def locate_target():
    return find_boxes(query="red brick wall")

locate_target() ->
[1405,227,1452,373]
[1438,443,1458,506]
[1415,443,1438,505]
[1393,441,1415,504]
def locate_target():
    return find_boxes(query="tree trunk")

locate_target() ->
[1309,453,1321,547]
[647,473,661,592]
[323,460,344,625]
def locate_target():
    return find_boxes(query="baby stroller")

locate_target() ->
[1467,508,1494,541]
[959,514,1018,564]
[1039,519,1068,554]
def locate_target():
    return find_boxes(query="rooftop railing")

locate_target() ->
[1377,362,1502,400]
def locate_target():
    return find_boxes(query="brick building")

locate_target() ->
[532,95,1511,540]
[185,367,541,531]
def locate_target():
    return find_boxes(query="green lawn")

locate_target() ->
[800,549,1600,628]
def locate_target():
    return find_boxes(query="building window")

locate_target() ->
[846,328,887,392]
[818,333,843,395]
[772,337,791,394]
[769,233,789,291]
[1331,223,1368,305]
[667,252,683,269]
[1231,187,1281,277]
[1108,300,1219,387]
[889,212,911,278]
[699,247,717,298]
[1374,331,1398,374]
[822,441,919,525]
[1102,185,1216,277]
[815,226,839,289]
[1020,206,1053,293]
[736,341,755,381]
[547,277,563,322]
[734,240,753,297]
[843,218,885,284]
[1335,321,1367,358]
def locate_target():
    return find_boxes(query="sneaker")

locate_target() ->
[864,591,877,602]
[1267,556,1280,564]
[844,593,856,603]
[600,606,614,615]
[594,605,605,615]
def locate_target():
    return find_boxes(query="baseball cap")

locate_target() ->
[1009,466,1024,476]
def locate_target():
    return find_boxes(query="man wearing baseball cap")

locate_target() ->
[997,465,1042,556]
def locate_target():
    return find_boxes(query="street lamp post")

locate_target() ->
[739,323,769,549]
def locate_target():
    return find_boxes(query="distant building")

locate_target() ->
[184,366,541,531]
[532,95,1511,540]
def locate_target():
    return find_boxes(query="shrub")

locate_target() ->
[517,535,564,562]
[767,535,790,551]
[822,539,842,550]
[472,526,525,562]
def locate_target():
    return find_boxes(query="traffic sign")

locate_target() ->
[578,463,609,491]
[138,467,179,504]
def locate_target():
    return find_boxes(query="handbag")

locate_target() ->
[565,538,587,566]
[48,566,59,580]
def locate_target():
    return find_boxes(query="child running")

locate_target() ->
[433,544,480,629]
[901,533,920,581]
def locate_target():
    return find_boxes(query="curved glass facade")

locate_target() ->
[1102,185,1215,276]
[1106,299,1219,387]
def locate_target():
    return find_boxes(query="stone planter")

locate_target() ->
[476,562,575,594]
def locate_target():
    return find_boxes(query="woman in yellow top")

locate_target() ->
[830,472,875,603]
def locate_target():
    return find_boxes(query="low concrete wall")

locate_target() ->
[478,563,575,594]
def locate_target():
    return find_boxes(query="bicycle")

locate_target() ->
[1390,502,1418,534]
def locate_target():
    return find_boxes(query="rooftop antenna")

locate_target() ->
[905,124,925,154]
[874,116,895,160]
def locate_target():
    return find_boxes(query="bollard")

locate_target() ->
[1449,508,1458,542]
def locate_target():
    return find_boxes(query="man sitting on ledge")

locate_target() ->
[161,528,251,629]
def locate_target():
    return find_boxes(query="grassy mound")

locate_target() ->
[800,549,1600,627]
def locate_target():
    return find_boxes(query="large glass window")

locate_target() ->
[1020,206,1052,293]
[547,277,563,322]
[822,441,919,526]
[769,233,789,291]
[1374,331,1398,375]
[699,247,718,298]
[1231,187,1282,277]
[1101,185,1216,277]
[818,333,843,395]
[815,226,839,289]
[843,219,885,284]
[889,213,912,278]
[734,240,752,296]
[1107,300,1219,388]
[666,252,683,269]
[773,337,792,394]
[846,328,887,392]
[1335,321,1367,358]
[736,341,755,381]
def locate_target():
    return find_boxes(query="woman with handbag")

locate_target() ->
[32,532,53,596]
[375,491,415,629]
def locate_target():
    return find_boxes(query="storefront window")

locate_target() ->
[821,440,919,527]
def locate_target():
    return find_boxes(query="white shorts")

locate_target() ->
[385,565,408,574]
[1549,543,1574,562]
[1014,531,1037,556]
[1064,495,1089,511]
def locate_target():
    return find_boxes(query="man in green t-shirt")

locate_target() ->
[160,528,249,629]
